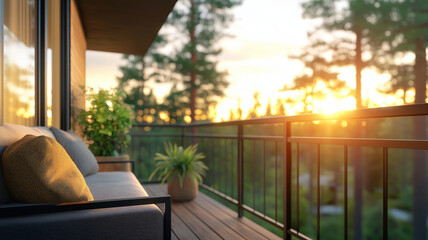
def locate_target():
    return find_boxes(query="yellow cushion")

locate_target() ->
[2,135,93,203]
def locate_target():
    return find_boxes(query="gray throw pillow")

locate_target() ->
[50,127,99,176]
[0,146,12,204]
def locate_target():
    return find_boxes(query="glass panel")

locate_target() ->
[347,146,383,240]
[3,0,36,126]
[47,0,60,127]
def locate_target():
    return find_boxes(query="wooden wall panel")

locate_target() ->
[48,0,61,128]
[70,0,86,135]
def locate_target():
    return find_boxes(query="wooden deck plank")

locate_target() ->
[197,192,282,240]
[144,184,199,240]
[143,184,281,240]
[171,213,199,240]
[172,202,223,240]
[192,193,273,240]
[146,184,221,240]
[181,200,246,240]
[171,231,179,240]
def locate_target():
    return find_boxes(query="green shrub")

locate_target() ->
[79,88,134,156]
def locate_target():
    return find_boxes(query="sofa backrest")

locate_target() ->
[0,123,56,204]
[0,123,55,146]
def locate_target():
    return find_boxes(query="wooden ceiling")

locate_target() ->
[76,0,176,56]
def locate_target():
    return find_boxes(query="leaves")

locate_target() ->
[149,142,208,187]
[78,88,135,156]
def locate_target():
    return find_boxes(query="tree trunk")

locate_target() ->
[412,38,427,240]
[355,29,363,110]
[190,0,197,123]
[353,28,363,240]
[141,56,146,97]
[141,55,146,89]
[414,39,426,105]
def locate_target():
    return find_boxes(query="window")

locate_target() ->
[3,0,37,126]
[0,0,62,127]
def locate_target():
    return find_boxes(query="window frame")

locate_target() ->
[0,0,70,128]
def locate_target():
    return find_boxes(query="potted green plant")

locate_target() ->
[78,88,135,171]
[149,143,208,202]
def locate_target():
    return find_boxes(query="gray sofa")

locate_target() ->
[0,124,170,240]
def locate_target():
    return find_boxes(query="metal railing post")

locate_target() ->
[237,123,244,218]
[383,148,388,240]
[283,120,292,239]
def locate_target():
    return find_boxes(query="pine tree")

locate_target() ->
[247,92,262,119]
[372,1,428,106]
[165,0,242,122]
[381,2,428,238]
[378,0,428,102]
[236,98,243,120]
[275,99,285,116]
[119,0,241,123]
[117,35,169,124]
[283,51,350,114]
[117,54,159,124]
[265,98,272,117]
[161,84,188,123]
[300,0,385,109]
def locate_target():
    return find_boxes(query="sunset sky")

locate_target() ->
[86,0,403,122]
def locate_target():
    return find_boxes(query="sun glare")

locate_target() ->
[212,64,401,122]
[315,96,356,115]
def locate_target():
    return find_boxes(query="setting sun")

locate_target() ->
[212,66,396,122]
[314,96,356,115]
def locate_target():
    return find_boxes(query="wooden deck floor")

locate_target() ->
[143,184,281,240]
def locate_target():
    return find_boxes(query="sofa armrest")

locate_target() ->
[97,159,135,173]
[0,196,171,240]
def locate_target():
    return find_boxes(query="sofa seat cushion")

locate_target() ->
[0,204,164,240]
[85,172,148,200]
[2,135,93,203]
[0,172,164,239]
[50,127,99,176]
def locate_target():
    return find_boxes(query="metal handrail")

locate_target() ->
[131,103,428,240]
[134,103,428,127]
